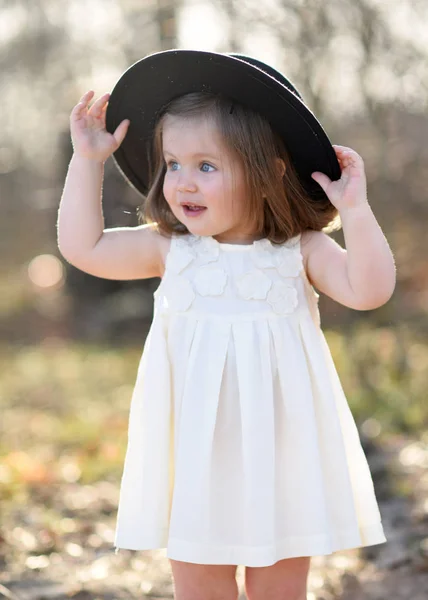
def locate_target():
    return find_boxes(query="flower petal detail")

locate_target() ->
[194,266,228,296]
[251,239,277,269]
[236,270,272,300]
[196,236,220,265]
[175,234,193,249]
[267,280,298,314]
[164,234,198,274]
[164,274,195,312]
[166,245,196,274]
[276,248,303,278]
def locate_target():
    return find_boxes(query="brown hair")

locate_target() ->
[140,92,341,244]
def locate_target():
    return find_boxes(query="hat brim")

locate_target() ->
[105,49,341,201]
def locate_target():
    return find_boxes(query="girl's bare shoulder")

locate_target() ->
[299,229,336,284]
[300,229,320,269]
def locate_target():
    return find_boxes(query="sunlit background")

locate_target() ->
[1,1,427,598]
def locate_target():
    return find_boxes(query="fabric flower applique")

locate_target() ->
[164,233,199,274]
[236,269,272,300]
[166,243,195,274]
[193,235,221,265]
[166,233,220,274]
[194,265,228,296]
[163,274,195,312]
[250,235,303,278]
[250,239,277,269]
[267,280,298,314]
[276,246,303,278]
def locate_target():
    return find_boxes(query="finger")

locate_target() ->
[89,93,111,117]
[71,91,94,119]
[311,171,331,191]
[333,146,363,161]
[101,102,110,117]
[99,103,109,126]
[113,119,130,146]
[78,90,95,108]
[337,149,362,166]
[332,144,353,152]
[100,102,108,121]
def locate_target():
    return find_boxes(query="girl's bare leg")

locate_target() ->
[169,558,239,600]
[245,556,311,600]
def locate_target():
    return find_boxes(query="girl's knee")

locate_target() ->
[245,556,310,600]
[170,558,239,600]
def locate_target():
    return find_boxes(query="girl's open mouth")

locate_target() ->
[182,205,207,217]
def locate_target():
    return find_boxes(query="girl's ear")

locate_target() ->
[276,158,286,178]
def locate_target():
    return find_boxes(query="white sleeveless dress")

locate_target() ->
[113,231,386,567]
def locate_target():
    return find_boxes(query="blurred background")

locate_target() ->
[1,1,427,599]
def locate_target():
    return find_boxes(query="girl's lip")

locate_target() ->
[182,205,207,217]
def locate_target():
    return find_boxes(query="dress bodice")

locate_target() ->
[153,232,321,325]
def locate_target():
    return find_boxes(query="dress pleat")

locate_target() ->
[167,314,199,425]
[271,318,334,548]
[207,333,245,548]
[233,320,276,547]
[168,319,231,556]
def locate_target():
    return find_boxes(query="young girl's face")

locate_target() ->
[162,115,256,243]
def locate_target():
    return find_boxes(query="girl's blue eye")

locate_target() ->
[165,160,215,172]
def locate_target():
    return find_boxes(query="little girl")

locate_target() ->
[58,50,395,600]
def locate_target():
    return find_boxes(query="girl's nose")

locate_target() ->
[177,171,197,192]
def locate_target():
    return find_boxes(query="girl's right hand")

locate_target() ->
[70,90,130,163]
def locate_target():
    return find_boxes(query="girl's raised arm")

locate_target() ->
[305,146,396,310]
[57,91,164,280]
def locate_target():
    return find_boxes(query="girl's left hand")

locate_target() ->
[311,145,368,213]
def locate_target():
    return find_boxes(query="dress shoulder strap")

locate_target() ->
[290,232,321,327]
[281,233,302,251]
[164,232,203,275]
[285,233,301,246]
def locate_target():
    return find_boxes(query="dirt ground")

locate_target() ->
[1,434,427,600]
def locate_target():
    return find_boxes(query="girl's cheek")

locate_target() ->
[163,178,172,201]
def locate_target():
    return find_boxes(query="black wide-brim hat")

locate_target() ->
[105,49,341,201]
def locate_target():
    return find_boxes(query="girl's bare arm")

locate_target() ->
[57,153,164,280]
[302,204,396,310]
[305,145,396,310]
[57,90,165,281]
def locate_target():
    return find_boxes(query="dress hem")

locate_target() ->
[114,522,386,566]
